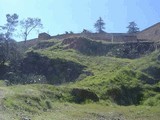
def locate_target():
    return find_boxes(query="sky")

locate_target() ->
[0,0,160,41]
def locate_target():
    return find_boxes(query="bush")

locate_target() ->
[45,100,52,109]
[106,84,143,105]
[143,94,160,106]
[105,69,144,105]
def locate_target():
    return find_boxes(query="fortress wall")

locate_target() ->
[112,35,137,42]
[137,23,160,41]
[52,33,137,42]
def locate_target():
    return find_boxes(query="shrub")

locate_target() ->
[143,94,160,106]
[106,84,143,105]
[45,100,52,109]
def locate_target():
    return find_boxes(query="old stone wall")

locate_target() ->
[137,23,160,41]
[52,33,137,42]
[112,34,137,42]
[38,32,51,40]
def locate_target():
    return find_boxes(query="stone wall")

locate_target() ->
[52,33,81,40]
[82,33,112,41]
[111,33,137,42]
[52,33,137,42]
[137,23,160,41]
[38,32,51,40]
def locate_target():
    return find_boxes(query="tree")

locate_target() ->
[0,13,19,65]
[65,31,69,34]
[70,31,74,34]
[20,18,43,42]
[127,21,139,34]
[94,17,105,33]
[0,38,7,65]
[2,13,19,40]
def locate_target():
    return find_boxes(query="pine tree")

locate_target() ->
[94,17,105,33]
[127,21,139,34]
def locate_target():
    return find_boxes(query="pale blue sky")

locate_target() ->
[0,0,160,41]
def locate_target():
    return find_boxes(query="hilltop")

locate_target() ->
[19,22,160,49]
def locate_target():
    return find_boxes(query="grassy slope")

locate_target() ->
[0,38,160,119]
[36,39,160,104]
[0,83,160,120]
[33,39,160,105]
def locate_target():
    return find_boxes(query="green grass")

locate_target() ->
[31,104,160,120]
[0,80,6,87]
[0,84,160,120]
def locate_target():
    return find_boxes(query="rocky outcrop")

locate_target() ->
[62,37,156,58]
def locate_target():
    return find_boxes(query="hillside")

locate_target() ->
[0,37,160,119]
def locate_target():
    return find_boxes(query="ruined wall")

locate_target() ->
[52,33,137,42]
[52,33,81,40]
[83,33,112,41]
[38,32,51,40]
[137,23,160,41]
[52,33,112,41]
[111,33,137,42]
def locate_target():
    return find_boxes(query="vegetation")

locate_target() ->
[94,17,105,33]
[0,83,159,119]
[0,13,22,68]
[127,21,140,34]
[20,18,43,42]
[0,13,19,40]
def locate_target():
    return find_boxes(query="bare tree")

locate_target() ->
[20,18,43,42]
